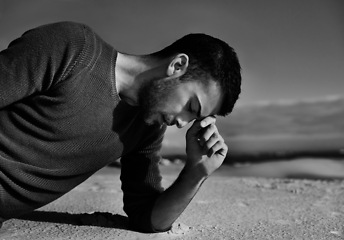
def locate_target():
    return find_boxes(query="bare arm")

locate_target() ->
[151,116,227,231]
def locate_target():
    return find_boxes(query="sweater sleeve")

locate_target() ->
[0,22,87,109]
[120,124,167,233]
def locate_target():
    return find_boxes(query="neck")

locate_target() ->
[115,52,168,106]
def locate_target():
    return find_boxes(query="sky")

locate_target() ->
[0,0,343,106]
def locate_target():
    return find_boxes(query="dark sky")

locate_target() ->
[0,0,343,106]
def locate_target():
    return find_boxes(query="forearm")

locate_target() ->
[150,165,207,231]
[150,117,227,231]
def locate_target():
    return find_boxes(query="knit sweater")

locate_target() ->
[0,22,166,232]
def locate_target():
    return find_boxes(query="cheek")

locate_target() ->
[157,86,189,114]
[161,97,185,114]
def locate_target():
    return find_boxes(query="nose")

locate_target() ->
[176,118,188,128]
[175,113,195,128]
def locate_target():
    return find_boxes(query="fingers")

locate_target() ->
[200,115,216,128]
[203,132,225,156]
[198,121,219,146]
[203,130,220,148]
[187,116,227,158]
[207,141,228,158]
[198,122,227,157]
[187,116,216,137]
[199,124,217,143]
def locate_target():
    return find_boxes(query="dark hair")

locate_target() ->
[155,33,242,116]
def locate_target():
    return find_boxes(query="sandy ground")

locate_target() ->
[1,159,344,240]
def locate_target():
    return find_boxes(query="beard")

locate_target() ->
[138,77,179,125]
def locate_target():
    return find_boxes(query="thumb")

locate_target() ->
[186,120,202,138]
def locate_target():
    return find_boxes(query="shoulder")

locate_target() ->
[22,21,94,42]
[15,22,102,84]
[18,21,99,66]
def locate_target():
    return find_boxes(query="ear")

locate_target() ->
[166,53,189,77]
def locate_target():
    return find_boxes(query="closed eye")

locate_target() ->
[188,100,200,119]
[188,101,193,113]
[188,97,202,119]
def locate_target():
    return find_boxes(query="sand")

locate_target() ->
[0,160,344,240]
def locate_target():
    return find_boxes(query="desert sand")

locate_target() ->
[0,159,343,240]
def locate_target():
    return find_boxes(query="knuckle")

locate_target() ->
[212,131,221,141]
[208,124,216,132]
[210,134,218,142]
[209,148,215,156]
[205,144,212,151]
[209,115,216,121]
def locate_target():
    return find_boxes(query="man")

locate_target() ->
[0,22,241,232]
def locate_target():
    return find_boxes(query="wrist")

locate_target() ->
[180,163,209,185]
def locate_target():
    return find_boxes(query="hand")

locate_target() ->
[151,116,228,231]
[184,116,228,177]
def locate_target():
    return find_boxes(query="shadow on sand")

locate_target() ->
[17,211,129,230]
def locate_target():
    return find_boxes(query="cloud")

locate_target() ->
[221,95,344,137]
[162,95,344,155]
[237,95,344,108]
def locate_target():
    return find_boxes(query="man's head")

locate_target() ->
[138,33,241,127]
